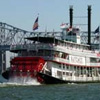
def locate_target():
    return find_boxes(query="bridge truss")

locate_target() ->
[0,22,99,46]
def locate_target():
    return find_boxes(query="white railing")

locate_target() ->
[10,43,98,56]
[86,63,100,66]
[10,43,53,51]
[63,76,100,82]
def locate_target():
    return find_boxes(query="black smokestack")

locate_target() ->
[88,5,91,46]
[69,6,73,27]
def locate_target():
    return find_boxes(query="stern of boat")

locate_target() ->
[2,57,46,83]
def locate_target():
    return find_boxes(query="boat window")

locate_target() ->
[90,58,99,63]
[66,72,69,76]
[61,53,67,59]
[59,65,61,69]
[53,51,59,57]
[63,72,65,75]
[98,68,100,74]
[63,64,65,69]
[57,71,62,76]
[97,59,100,62]
[80,67,83,75]
[69,73,72,76]
[66,66,69,70]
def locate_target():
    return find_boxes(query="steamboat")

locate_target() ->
[2,6,100,84]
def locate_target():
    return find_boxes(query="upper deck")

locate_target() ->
[11,36,90,51]
[10,36,99,58]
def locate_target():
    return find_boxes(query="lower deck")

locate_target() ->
[43,61,100,82]
[2,57,100,84]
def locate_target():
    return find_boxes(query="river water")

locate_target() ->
[0,75,100,100]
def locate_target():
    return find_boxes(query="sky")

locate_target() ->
[0,0,100,32]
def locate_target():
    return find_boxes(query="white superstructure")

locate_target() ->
[10,28,100,83]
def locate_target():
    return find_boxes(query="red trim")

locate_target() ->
[46,60,100,68]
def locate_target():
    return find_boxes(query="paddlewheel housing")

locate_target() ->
[10,57,45,82]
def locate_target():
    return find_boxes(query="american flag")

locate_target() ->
[33,17,38,30]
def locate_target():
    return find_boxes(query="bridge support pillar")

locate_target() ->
[0,51,6,74]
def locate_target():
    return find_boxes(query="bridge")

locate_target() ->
[0,22,99,74]
[0,22,33,73]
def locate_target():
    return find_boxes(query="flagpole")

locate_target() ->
[45,26,47,37]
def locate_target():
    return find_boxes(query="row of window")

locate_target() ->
[57,65,100,77]
[18,50,69,59]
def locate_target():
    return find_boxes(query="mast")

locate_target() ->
[87,5,91,48]
[69,5,73,27]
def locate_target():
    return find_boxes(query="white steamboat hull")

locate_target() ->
[40,60,100,84]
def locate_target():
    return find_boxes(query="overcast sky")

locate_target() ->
[0,0,100,32]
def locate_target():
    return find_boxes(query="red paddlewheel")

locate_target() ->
[10,57,45,79]
[18,65,23,71]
